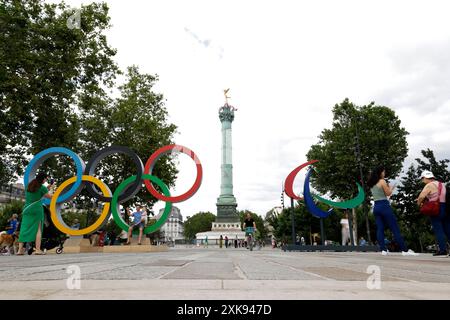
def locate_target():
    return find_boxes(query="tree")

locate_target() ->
[146,218,163,244]
[59,209,86,229]
[0,0,119,185]
[415,149,450,182]
[391,149,449,252]
[306,98,409,242]
[0,1,179,216]
[77,65,178,209]
[183,212,216,240]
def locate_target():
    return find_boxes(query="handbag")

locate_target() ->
[420,182,442,216]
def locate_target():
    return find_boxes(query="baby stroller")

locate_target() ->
[27,205,68,255]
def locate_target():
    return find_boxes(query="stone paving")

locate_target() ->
[1,246,450,299]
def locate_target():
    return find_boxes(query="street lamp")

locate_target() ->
[291,197,296,245]
[353,114,371,243]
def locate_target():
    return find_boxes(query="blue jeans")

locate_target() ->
[373,200,407,251]
[430,203,450,253]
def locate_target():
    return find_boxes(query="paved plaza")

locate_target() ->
[1,247,450,299]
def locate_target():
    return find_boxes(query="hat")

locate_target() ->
[420,170,435,179]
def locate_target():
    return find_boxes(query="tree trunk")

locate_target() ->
[418,234,424,253]
[352,208,358,243]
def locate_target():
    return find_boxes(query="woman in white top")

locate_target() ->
[340,213,350,245]
[368,165,417,256]
[417,170,449,256]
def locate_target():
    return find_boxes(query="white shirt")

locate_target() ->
[340,219,349,230]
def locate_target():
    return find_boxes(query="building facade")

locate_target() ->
[0,183,25,204]
[158,206,184,242]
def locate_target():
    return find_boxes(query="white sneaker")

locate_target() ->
[402,249,419,256]
[381,250,389,256]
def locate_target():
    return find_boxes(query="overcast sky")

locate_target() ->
[48,0,450,219]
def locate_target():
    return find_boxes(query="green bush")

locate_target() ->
[0,200,24,230]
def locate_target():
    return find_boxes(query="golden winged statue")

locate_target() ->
[223,88,231,104]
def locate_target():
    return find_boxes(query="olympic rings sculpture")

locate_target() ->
[284,160,364,218]
[24,145,202,236]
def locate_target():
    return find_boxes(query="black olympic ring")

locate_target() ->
[84,145,144,203]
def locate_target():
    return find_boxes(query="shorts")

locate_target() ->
[245,227,255,236]
[131,221,145,229]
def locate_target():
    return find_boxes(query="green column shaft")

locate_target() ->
[220,120,233,196]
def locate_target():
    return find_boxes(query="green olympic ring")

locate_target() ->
[111,174,172,235]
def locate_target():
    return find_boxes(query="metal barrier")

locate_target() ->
[282,244,379,252]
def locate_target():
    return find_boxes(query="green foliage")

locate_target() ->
[353,206,376,242]
[104,218,122,237]
[0,1,178,213]
[58,209,86,228]
[146,218,163,242]
[306,98,409,241]
[306,98,409,199]
[0,0,118,185]
[391,149,449,252]
[183,212,216,240]
[0,200,24,229]
[415,149,450,182]
[78,66,178,209]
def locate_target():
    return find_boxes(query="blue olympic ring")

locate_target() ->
[23,147,85,205]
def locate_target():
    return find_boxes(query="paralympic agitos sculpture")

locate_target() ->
[284,160,365,218]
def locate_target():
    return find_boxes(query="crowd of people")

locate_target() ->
[200,235,265,249]
[1,167,450,257]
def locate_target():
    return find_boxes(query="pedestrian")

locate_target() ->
[142,205,149,226]
[107,228,118,246]
[4,214,19,235]
[417,170,450,256]
[367,165,417,256]
[224,235,228,248]
[340,213,350,245]
[204,235,208,248]
[271,235,276,248]
[219,235,223,248]
[125,205,145,245]
[359,237,367,246]
[117,229,128,245]
[0,214,19,255]
[301,236,305,246]
[234,236,238,248]
[71,219,80,230]
[17,173,54,255]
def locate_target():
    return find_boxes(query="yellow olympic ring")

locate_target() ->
[50,175,111,236]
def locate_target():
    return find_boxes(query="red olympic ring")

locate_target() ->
[284,159,319,200]
[144,144,203,203]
